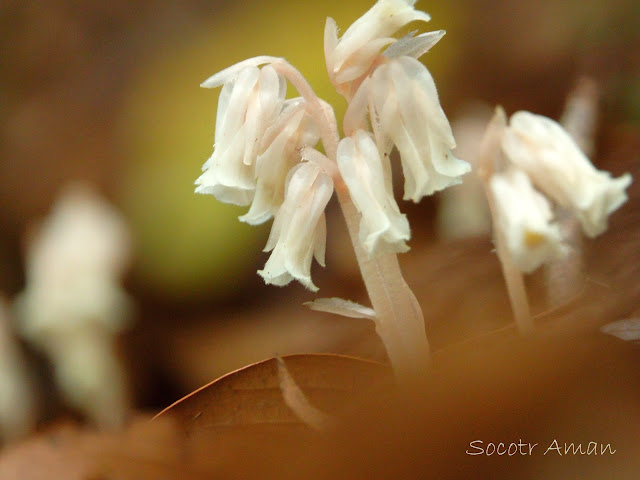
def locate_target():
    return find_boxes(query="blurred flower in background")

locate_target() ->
[14,183,132,428]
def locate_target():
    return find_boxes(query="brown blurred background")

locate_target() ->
[1,0,639,412]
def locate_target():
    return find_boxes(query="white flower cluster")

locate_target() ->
[490,111,632,273]
[196,0,470,291]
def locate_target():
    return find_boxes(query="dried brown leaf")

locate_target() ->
[155,353,393,434]
[151,354,393,478]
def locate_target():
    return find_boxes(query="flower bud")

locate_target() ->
[325,0,431,89]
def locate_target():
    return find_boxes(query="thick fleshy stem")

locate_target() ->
[478,107,534,335]
[274,59,430,380]
[335,181,430,378]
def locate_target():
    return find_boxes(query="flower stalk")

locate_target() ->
[335,180,430,375]
[477,108,534,334]
[273,59,431,377]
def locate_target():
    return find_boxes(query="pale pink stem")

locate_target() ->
[478,108,533,335]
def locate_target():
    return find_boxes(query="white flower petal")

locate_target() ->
[207,80,234,169]
[334,37,395,85]
[240,103,319,225]
[343,76,371,136]
[242,65,286,166]
[261,98,306,149]
[258,163,333,291]
[490,169,567,273]
[202,66,260,174]
[367,58,470,201]
[197,65,287,205]
[392,57,455,147]
[300,146,337,177]
[196,124,255,205]
[338,130,410,256]
[195,167,255,206]
[214,67,260,154]
[313,211,327,268]
[200,55,283,88]
[503,111,632,237]
[323,17,339,77]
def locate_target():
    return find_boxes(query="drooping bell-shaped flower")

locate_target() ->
[258,162,334,291]
[324,0,431,90]
[345,56,470,202]
[502,111,632,237]
[239,98,319,225]
[196,62,287,205]
[490,168,567,273]
[337,130,410,256]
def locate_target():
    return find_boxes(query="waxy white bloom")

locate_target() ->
[196,62,287,205]
[502,111,632,237]
[258,162,334,291]
[337,130,410,256]
[14,184,132,428]
[490,169,567,273]
[345,56,470,202]
[325,0,431,89]
[240,98,319,225]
